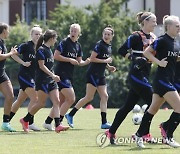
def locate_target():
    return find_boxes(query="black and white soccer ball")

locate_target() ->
[132,104,141,113]
[141,104,148,113]
[132,113,143,125]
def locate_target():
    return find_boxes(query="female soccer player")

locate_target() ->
[43,23,90,130]
[65,25,116,129]
[104,11,157,145]
[9,25,42,131]
[134,15,180,148]
[20,29,68,133]
[159,57,180,144]
[0,22,18,132]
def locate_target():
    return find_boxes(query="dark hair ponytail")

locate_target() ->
[36,34,44,51]
[35,29,57,51]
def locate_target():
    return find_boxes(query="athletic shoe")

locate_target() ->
[29,123,40,131]
[142,133,156,143]
[20,118,29,133]
[55,124,70,133]
[105,130,116,144]
[42,123,55,131]
[1,122,16,132]
[132,134,145,148]
[132,133,156,143]
[101,122,111,129]
[159,123,167,138]
[65,114,74,128]
[165,138,180,148]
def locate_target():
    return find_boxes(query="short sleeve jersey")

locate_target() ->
[87,39,112,77]
[55,37,83,79]
[0,39,7,75]
[174,61,180,82]
[35,44,54,84]
[18,41,36,77]
[151,34,179,82]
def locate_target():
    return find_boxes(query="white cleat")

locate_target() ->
[165,138,180,148]
[133,134,145,148]
[42,123,55,131]
[29,123,40,131]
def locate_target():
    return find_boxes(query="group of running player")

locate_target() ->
[0,10,179,148]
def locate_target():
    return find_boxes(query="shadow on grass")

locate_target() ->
[0,128,84,135]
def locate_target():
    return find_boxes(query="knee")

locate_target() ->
[67,96,75,105]
[101,93,109,102]
[31,96,38,104]
[85,95,94,102]
[38,102,45,109]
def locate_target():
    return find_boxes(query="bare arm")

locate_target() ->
[106,63,116,72]
[11,54,31,67]
[38,60,60,82]
[77,57,90,66]
[54,49,79,65]
[90,51,112,63]
[0,46,18,61]
[143,46,168,67]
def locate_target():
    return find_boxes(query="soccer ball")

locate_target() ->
[132,104,141,113]
[142,104,148,113]
[132,113,143,125]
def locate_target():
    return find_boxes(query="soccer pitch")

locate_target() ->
[0,108,179,154]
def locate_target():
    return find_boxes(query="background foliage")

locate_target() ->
[5,0,151,108]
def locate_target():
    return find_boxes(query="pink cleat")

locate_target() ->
[20,118,29,133]
[132,133,156,143]
[142,133,156,143]
[55,124,69,133]
[105,130,116,144]
[159,123,167,138]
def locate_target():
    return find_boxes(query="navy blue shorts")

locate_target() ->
[35,81,58,94]
[0,72,9,84]
[129,74,153,102]
[86,74,106,87]
[153,79,177,97]
[57,79,73,91]
[174,82,180,93]
[18,74,35,91]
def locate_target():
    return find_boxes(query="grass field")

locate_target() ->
[0,108,179,154]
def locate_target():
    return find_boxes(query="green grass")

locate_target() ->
[0,108,179,154]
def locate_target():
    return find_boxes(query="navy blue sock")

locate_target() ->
[101,112,107,124]
[136,111,154,136]
[69,107,78,117]
[166,112,180,138]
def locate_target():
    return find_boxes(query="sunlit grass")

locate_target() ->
[0,108,179,154]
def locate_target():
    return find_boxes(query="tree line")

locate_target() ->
[5,0,155,108]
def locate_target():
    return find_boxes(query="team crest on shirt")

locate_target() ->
[31,79,35,83]
[76,44,79,51]
[108,46,112,53]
